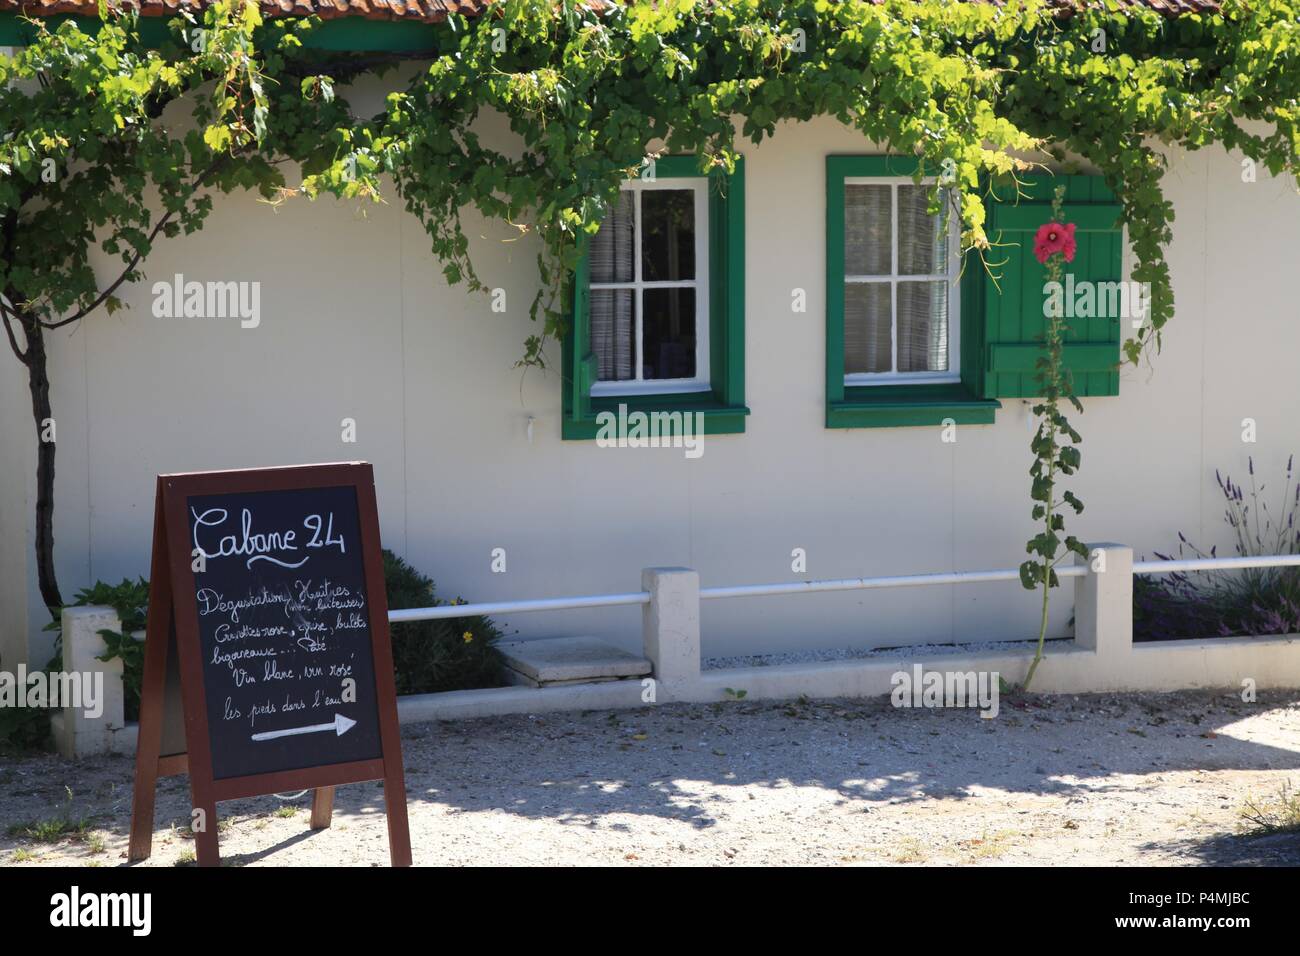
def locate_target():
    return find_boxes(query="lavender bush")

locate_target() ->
[1135,456,1300,641]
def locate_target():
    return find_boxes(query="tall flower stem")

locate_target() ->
[1021,185,1087,691]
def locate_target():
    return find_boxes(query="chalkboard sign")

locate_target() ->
[129,463,410,867]
[187,485,385,780]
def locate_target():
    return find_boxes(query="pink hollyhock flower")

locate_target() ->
[1033,221,1077,264]
[1060,222,1077,262]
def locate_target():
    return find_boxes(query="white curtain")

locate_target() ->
[844,184,950,375]
[844,283,891,374]
[844,184,892,276]
[844,184,892,374]
[589,193,635,381]
[897,185,948,275]
[897,282,949,373]
[897,187,950,373]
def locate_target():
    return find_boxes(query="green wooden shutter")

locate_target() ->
[565,243,595,424]
[981,176,1124,398]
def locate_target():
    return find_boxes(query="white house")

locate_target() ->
[2,1,1298,676]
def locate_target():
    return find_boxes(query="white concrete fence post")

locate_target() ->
[1073,542,1134,661]
[641,567,701,697]
[51,605,127,758]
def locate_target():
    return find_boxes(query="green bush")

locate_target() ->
[383,550,507,695]
[1137,456,1300,641]
[0,703,51,754]
[2,577,148,750]
[49,578,149,721]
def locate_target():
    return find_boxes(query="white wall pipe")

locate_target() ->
[386,554,1300,622]
[1133,555,1300,575]
[700,565,1088,601]
[388,591,650,623]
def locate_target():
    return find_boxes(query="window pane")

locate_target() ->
[844,283,892,374]
[898,185,949,275]
[590,191,634,284]
[642,288,696,380]
[641,189,695,282]
[897,281,949,373]
[590,289,635,381]
[844,184,892,276]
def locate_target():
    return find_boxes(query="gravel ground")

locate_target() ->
[2,688,1298,867]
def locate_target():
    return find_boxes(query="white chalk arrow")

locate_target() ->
[251,713,357,742]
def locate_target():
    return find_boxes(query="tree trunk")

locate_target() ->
[18,310,64,617]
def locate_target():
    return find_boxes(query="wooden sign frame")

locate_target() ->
[129,462,411,867]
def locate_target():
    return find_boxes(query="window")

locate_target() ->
[842,179,959,384]
[588,178,710,395]
[826,156,999,429]
[563,157,747,440]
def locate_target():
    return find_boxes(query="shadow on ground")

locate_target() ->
[1144,829,1300,865]
[2,688,1297,865]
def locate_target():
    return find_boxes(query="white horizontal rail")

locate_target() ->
[701,565,1086,601]
[388,591,650,623]
[1133,554,1300,575]
[385,554,1299,622]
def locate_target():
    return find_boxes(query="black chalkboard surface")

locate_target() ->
[130,463,411,867]
[186,485,383,780]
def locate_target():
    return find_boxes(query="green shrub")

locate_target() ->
[383,550,507,695]
[3,577,148,750]
[46,578,149,721]
[0,705,51,754]
[1137,456,1300,641]
[0,646,51,751]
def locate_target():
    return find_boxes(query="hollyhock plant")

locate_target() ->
[1020,187,1087,692]
[1034,221,1077,264]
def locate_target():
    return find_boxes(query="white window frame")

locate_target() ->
[843,177,961,387]
[590,176,711,397]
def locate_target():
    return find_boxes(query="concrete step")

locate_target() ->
[498,636,652,689]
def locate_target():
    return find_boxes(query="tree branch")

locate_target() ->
[38,155,232,330]
[1,200,34,363]
[0,298,30,365]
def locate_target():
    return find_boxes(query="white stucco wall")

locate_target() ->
[0,47,32,670]
[0,327,33,670]
[3,112,1299,665]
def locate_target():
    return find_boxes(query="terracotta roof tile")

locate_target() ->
[0,0,1225,25]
